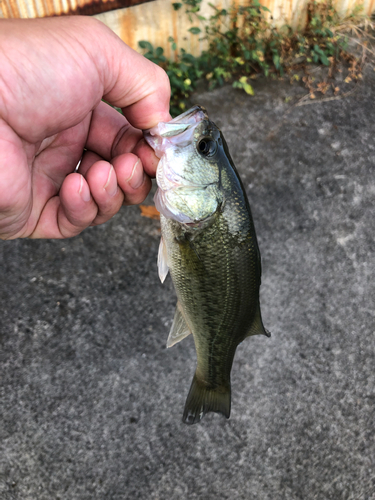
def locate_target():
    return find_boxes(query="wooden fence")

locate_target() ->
[1,0,374,57]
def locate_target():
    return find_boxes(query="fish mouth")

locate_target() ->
[169,105,208,125]
[143,105,214,224]
[144,105,208,158]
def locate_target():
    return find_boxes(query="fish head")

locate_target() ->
[144,106,224,224]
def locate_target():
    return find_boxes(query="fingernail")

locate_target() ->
[79,175,91,202]
[127,159,144,190]
[104,165,118,197]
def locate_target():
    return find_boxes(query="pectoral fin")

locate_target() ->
[167,303,192,348]
[158,236,169,283]
[246,305,271,338]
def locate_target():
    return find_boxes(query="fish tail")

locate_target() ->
[182,373,231,425]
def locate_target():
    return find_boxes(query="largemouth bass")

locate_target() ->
[144,105,269,425]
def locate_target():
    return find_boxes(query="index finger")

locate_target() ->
[85,101,160,178]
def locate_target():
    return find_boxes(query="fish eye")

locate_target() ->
[197,138,217,157]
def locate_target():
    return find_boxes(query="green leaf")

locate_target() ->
[243,83,254,95]
[172,2,182,10]
[319,53,330,65]
[138,41,153,51]
[188,27,202,35]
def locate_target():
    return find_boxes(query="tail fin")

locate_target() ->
[182,373,231,425]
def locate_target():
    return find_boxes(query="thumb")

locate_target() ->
[87,19,172,129]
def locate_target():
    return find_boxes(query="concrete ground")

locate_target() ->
[1,64,375,500]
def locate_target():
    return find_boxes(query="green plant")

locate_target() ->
[296,1,348,64]
[139,0,370,116]
[202,1,279,81]
[139,38,203,115]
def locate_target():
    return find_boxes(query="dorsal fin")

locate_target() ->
[167,303,192,348]
[246,305,271,338]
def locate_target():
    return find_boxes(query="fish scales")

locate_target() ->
[162,179,258,381]
[144,105,269,425]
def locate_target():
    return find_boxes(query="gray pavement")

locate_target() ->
[1,65,375,499]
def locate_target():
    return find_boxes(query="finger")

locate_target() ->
[90,22,171,129]
[86,101,142,160]
[84,102,160,179]
[109,128,160,179]
[78,148,151,210]
[132,138,160,179]
[0,17,170,142]
[78,150,104,177]
[84,160,124,226]
[112,153,151,206]
[86,101,161,179]
[29,173,98,238]
[119,62,172,129]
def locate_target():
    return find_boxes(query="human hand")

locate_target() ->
[0,16,171,240]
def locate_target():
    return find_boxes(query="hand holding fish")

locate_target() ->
[0,17,171,240]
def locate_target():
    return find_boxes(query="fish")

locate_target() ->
[144,105,270,425]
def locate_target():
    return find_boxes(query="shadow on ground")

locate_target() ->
[1,65,374,500]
